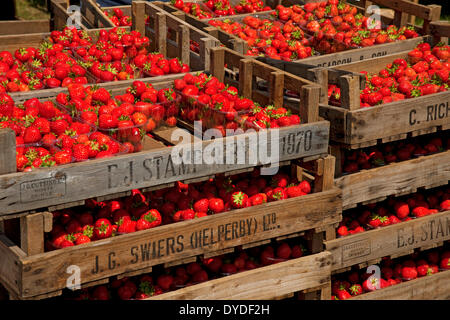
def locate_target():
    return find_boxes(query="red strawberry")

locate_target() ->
[362,277,380,292]
[231,191,248,208]
[276,242,291,259]
[209,198,224,214]
[349,284,363,296]
[286,185,306,198]
[139,209,162,228]
[72,143,89,162]
[394,202,410,219]
[156,274,174,291]
[94,218,113,239]
[401,266,418,280]
[336,288,351,300]
[337,225,349,237]
[23,126,42,143]
[250,193,267,206]
[441,257,450,270]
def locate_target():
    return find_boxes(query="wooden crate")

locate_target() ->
[79,0,116,28]
[132,1,220,72]
[50,0,93,30]
[358,0,442,35]
[0,46,329,217]
[349,269,450,300]
[324,52,450,147]
[0,156,340,299]
[146,251,332,300]
[325,208,450,272]
[335,149,450,210]
[184,0,438,66]
[0,14,214,101]
[0,20,50,36]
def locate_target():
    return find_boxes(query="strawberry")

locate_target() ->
[23,126,42,143]
[286,185,306,198]
[91,286,110,300]
[337,225,349,237]
[156,274,174,291]
[139,209,162,229]
[193,198,209,213]
[118,282,137,300]
[276,242,291,259]
[349,284,363,296]
[336,287,351,300]
[250,193,267,206]
[401,266,418,280]
[208,198,224,214]
[72,143,89,162]
[231,191,248,208]
[75,234,91,245]
[117,217,136,234]
[394,202,410,219]
[441,257,450,270]
[94,218,113,239]
[362,277,380,292]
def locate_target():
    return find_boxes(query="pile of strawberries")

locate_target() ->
[0,43,88,92]
[209,15,314,60]
[103,8,132,27]
[172,0,214,19]
[45,166,312,250]
[0,93,126,171]
[176,72,301,133]
[331,246,450,299]
[71,28,151,82]
[329,42,450,108]
[172,0,270,19]
[0,26,191,92]
[341,133,449,174]
[59,237,308,300]
[56,81,180,149]
[208,0,419,61]
[276,2,418,53]
[337,186,450,237]
[132,52,190,78]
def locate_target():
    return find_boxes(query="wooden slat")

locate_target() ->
[337,150,450,209]
[14,187,340,298]
[350,269,450,300]
[297,36,427,68]
[369,0,441,21]
[300,85,321,124]
[0,235,25,297]
[325,209,450,271]
[339,75,360,110]
[346,90,450,145]
[20,213,45,256]
[0,20,50,36]
[210,47,225,83]
[239,59,254,99]
[132,1,147,35]
[314,155,336,193]
[147,252,331,300]
[81,0,115,28]
[0,129,16,175]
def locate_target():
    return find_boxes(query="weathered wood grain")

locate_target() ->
[147,252,331,300]
[5,186,340,298]
[336,150,450,209]
[325,209,450,271]
[350,269,450,300]
[0,20,50,36]
[0,123,329,216]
